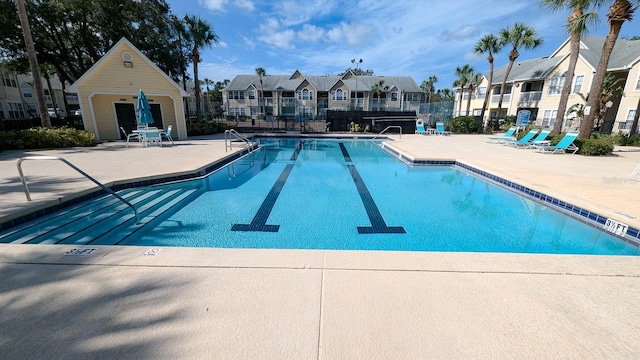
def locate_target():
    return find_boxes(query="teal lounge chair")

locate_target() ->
[487,127,516,143]
[534,131,580,154]
[517,129,551,148]
[416,123,427,134]
[504,129,539,147]
[160,124,175,145]
[435,122,451,135]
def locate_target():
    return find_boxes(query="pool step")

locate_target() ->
[0,185,202,246]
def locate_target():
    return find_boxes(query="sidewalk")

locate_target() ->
[1,134,639,360]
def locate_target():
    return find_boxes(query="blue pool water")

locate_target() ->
[118,137,638,255]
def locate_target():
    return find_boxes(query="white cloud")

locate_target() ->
[198,0,226,12]
[257,19,296,49]
[197,0,254,12]
[326,22,375,47]
[298,24,325,42]
[243,36,256,50]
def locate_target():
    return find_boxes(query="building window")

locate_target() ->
[572,75,584,93]
[548,74,565,95]
[541,109,557,127]
[332,89,347,101]
[298,89,313,101]
[301,106,313,115]
[250,106,257,115]
[404,93,419,102]
[23,88,33,98]
[248,90,255,99]
[635,73,640,91]
[7,102,25,119]
[477,86,487,98]
[227,91,245,100]
[391,92,398,101]
[619,109,636,131]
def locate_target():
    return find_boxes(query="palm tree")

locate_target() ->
[420,75,438,116]
[541,0,603,134]
[466,72,484,116]
[370,80,386,111]
[184,15,219,122]
[474,34,503,127]
[203,77,214,115]
[454,64,474,116]
[255,67,266,116]
[496,23,543,122]
[15,0,50,127]
[580,0,637,138]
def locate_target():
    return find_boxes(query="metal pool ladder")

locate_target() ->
[225,129,254,152]
[372,126,402,141]
[17,156,140,224]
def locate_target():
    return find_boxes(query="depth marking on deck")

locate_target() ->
[231,141,303,232]
[339,143,405,234]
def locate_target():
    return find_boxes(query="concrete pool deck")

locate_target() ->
[1,133,639,359]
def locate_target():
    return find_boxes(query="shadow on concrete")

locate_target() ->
[0,250,191,360]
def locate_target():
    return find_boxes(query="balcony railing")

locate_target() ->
[518,91,542,106]
[491,94,511,103]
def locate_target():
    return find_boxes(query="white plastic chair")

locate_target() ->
[120,127,140,148]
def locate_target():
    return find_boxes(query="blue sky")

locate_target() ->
[166,0,640,90]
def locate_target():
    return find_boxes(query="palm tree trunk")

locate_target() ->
[479,59,493,127]
[553,28,581,134]
[15,0,50,127]
[193,48,201,122]
[581,14,626,138]
[630,96,640,136]
[457,89,463,116]
[496,59,515,126]
[466,85,473,115]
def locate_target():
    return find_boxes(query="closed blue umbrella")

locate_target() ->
[137,89,154,127]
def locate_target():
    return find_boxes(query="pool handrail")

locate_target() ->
[225,129,254,152]
[17,156,140,224]
[372,126,402,141]
[631,162,640,181]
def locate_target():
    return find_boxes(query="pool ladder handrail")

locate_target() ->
[17,156,140,224]
[371,126,402,141]
[225,129,254,153]
[631,162,640,181]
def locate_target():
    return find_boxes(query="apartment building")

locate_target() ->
[458,35,640,134]
[223,70,423,119]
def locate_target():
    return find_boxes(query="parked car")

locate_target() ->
[47,107,66,119]
[74,109,82,116]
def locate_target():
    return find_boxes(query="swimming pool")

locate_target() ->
[2,137,639,255]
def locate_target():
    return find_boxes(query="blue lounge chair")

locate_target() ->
[435,122,451,135]
[487,127,517,143]
[534,131,580,154]
[517,129,551,148]
[504,129,539,147]
[416,122,427,135]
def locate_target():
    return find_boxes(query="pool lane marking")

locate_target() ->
[339,143,406,234]
[231,141,303,232]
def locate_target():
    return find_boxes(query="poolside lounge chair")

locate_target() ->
[435,122,451,135]
[534,131,580,154]
[415,119,427,134]
[160,125,174,145]
[515,129,551,148]
[120,127,140,148]
[487,126,517,143]
[504,129,539,147]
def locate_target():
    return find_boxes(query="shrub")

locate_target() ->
[0,127,97,151]
[574,137,614,156]
[186,121,229,136]
[613,134,640,146]
[449,116,479,134]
